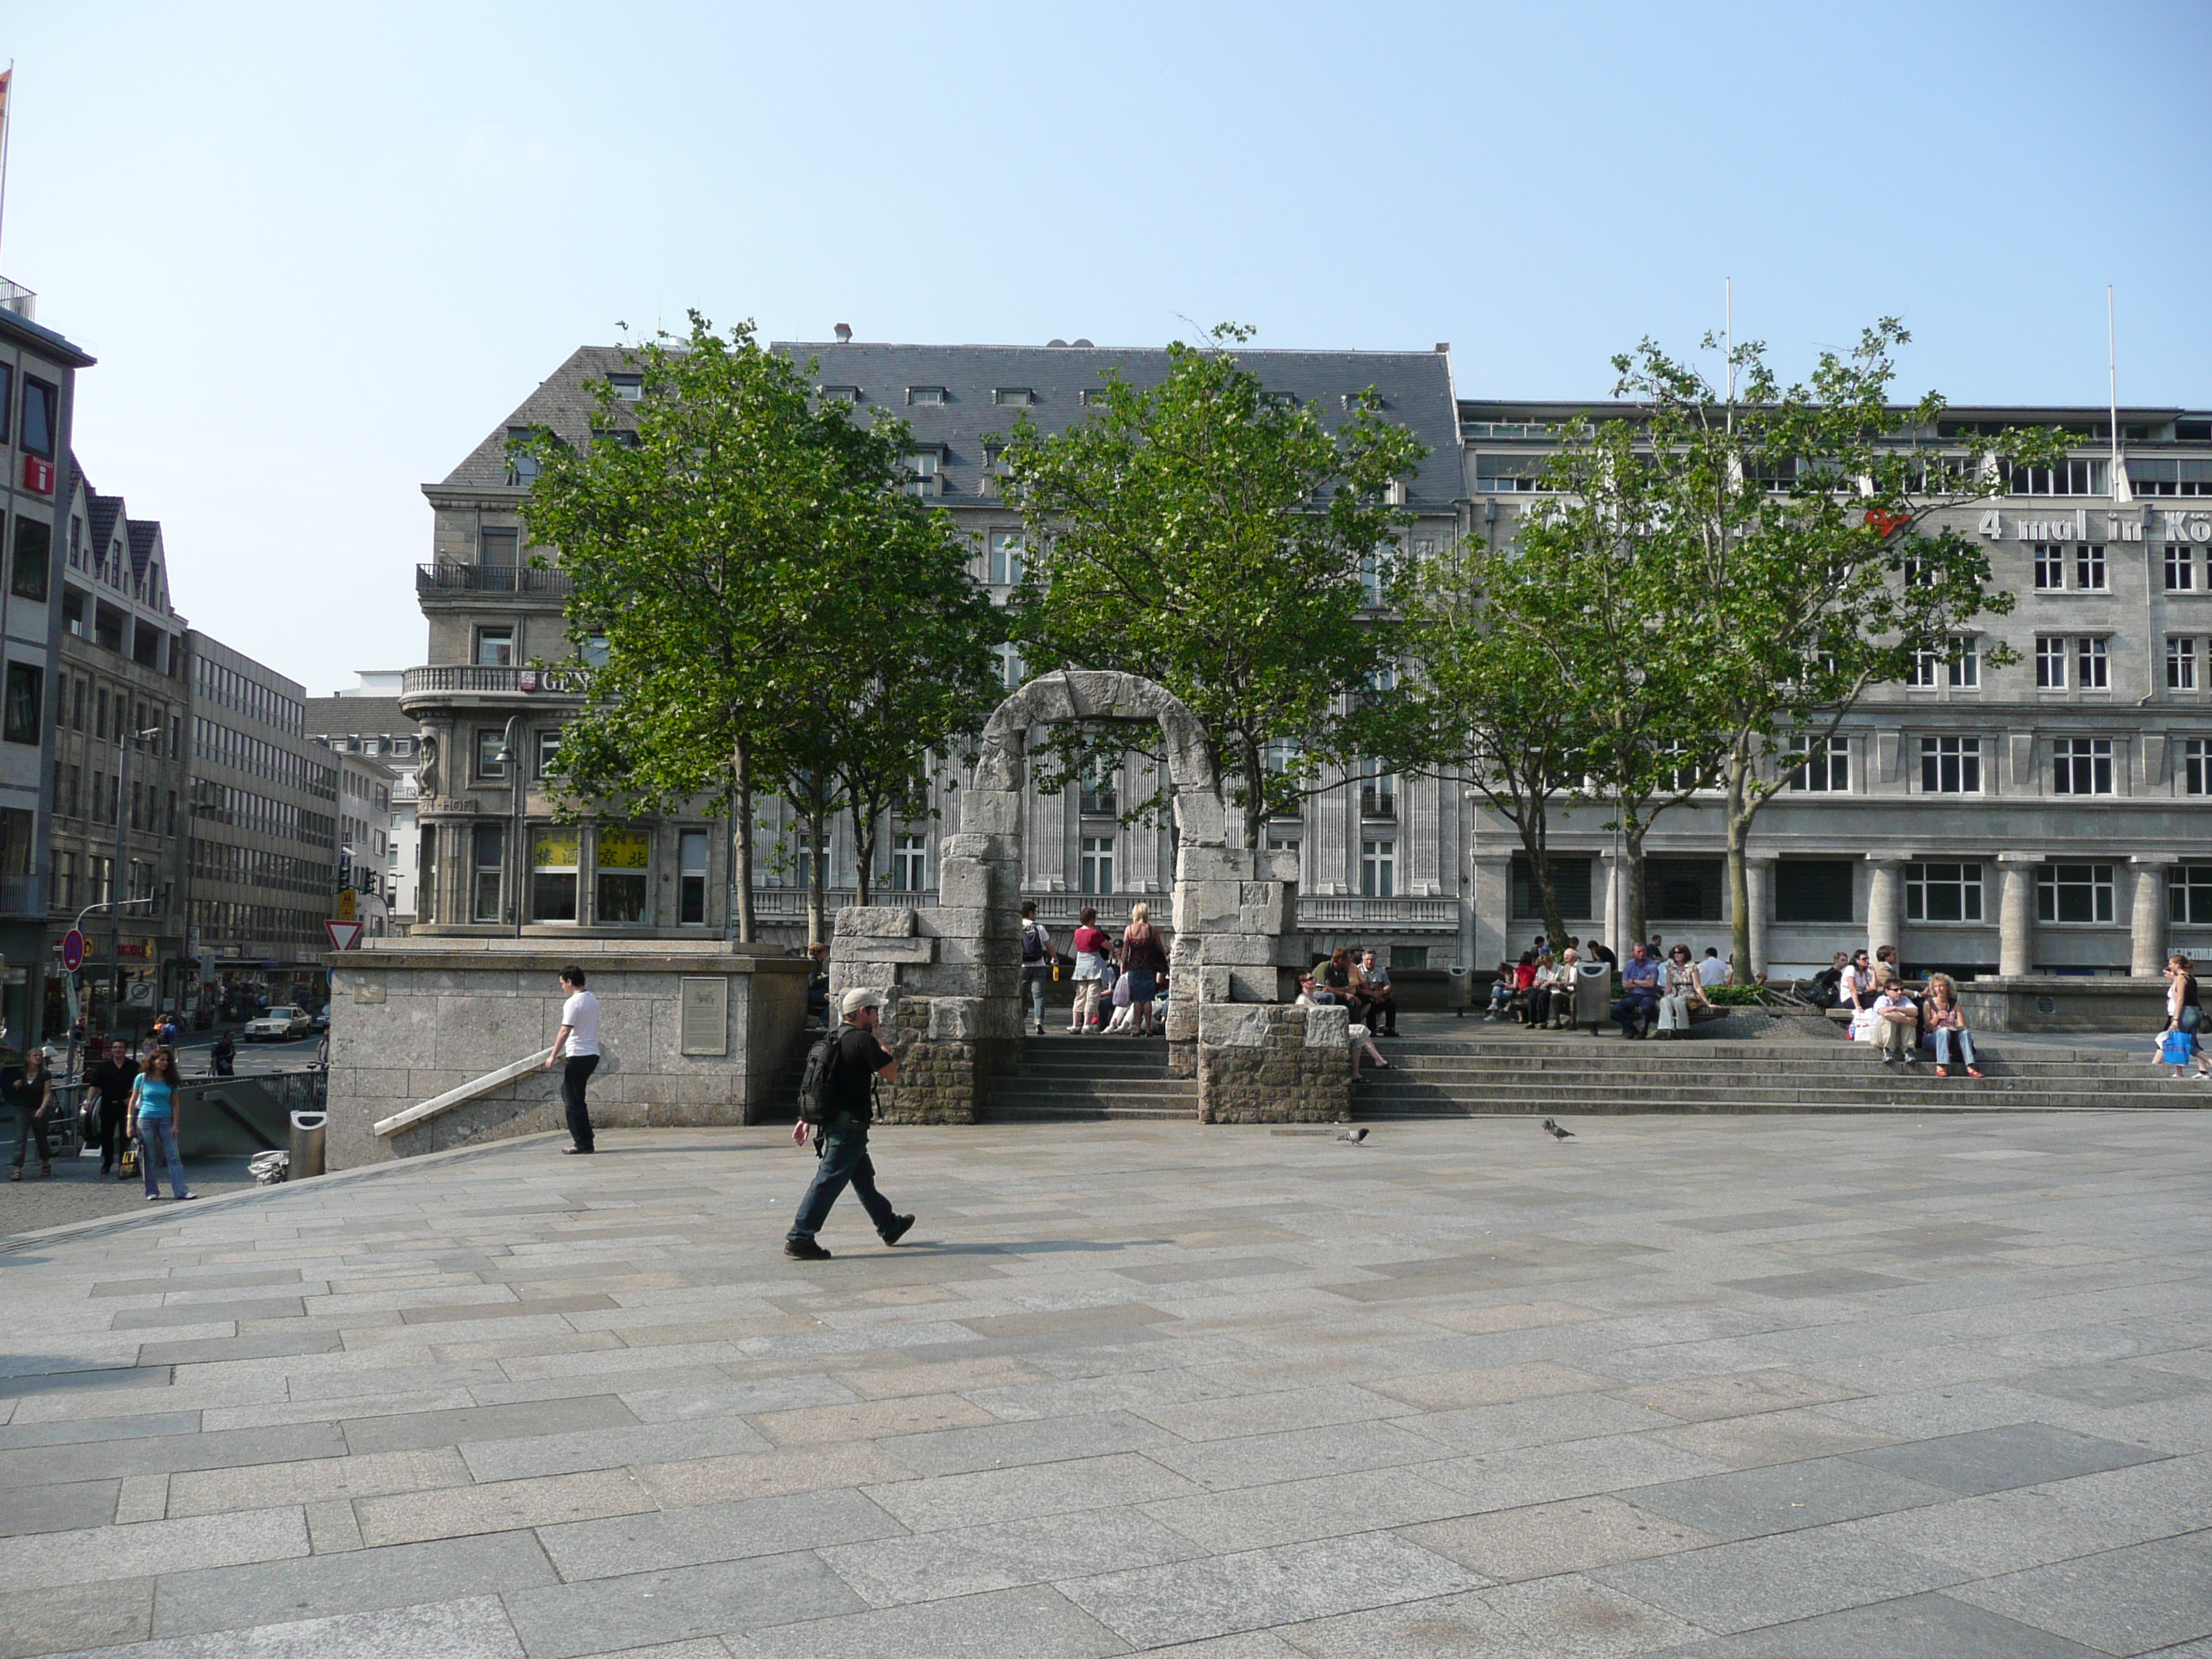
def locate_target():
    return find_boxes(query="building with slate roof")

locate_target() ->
[307,675,423,925]
[403,338,1469,966]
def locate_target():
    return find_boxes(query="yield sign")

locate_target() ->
[325,920,364,951]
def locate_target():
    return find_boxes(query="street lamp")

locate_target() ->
[109,724,164,1037]
[494,715,524,938]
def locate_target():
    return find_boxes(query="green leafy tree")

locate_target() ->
[518,313,924,943]
[997,325,1428,847]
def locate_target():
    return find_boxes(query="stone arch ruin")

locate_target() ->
[829,670,1348,1123]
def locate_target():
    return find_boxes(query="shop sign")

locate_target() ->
[1977,508,2212,543]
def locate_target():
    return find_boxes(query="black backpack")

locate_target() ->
[1022,922,1046,964]
[798,1030,842,1125]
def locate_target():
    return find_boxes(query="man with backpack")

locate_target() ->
[785,988,914,1261]
[1019,901,1054,1035]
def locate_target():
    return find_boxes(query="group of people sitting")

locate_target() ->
[1486,935,1733,1039]
[1295,948,1400,1079]
[1822,948,1982,1076]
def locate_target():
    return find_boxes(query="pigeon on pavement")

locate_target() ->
[1336,1126,1369,1143]
[1542,1118,1575,1139]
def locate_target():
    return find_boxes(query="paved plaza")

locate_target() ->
[1,1112,2208,1658]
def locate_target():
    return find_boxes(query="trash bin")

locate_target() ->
[288,1111,328,1181]
[1447,964,1475,1018]
[1574,961,1612,1033]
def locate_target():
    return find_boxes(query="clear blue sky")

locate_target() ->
[5,1,2208,691]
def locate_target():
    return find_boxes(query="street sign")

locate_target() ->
[336,889,358,922]
[325,920,364,951]
[60,930,84,972]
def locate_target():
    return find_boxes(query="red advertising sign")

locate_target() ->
[22,456,54,495]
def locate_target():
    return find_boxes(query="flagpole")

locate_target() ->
[0,63,14,276]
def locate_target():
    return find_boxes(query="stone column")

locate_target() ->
[1865,858,1904,962]
[1745,857,1776,980]
[2131,856,2172,978]
[1597,850,1622,961]
[1471,854,1512,973]
[1997,852,2041,979]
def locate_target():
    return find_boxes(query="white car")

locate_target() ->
[245,1006,312,1042]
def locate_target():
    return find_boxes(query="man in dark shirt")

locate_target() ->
[86,1040,140,1179]
[784,989,914,1261]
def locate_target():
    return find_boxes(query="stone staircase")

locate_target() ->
[982,1033,1200,1122]
[1351,1030,2210,1118]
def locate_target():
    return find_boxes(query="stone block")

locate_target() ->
[1199,1003,1273,1048]
[935,860,994,911]
[834,907,916,938]
[1228,968,1276,1002]
[1301,1004,1349,1046]
[845,936,935,964]
[927,997,985,1040]
[961,789,1024,835]
[1204,931,1278,967]
[830,962,899,995]
[1195,879,1248,927]
[1177,845,1258,883]
[938,833,1021,863]
[1173,790,1226,848]
[907,961,992,998]
[1260,849,1300,884]
[1197,966,1235,1003]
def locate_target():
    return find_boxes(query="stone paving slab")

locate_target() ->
[0,1112,2207,1655]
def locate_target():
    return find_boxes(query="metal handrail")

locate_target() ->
[374,1046,554,1140]
[415,562,573,596]
[400,666,592,696]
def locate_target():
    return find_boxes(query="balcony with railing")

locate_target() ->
[1359,786,1398,821]
[400,665,593,701]
[416,562,573,598]
[742,888,1455,930]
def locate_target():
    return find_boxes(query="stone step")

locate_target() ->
[1350,1081,2208,1114]
[981,1102,1199,1122]
[1369,1058,2167,1083]
[992,1082,1199,1103]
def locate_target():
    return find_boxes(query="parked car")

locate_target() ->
[309,1007,331,1033]
[245,1005,312,1041]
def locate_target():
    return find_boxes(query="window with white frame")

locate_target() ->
[2032,544,2065,590]
[2035,636,2068,688]
[1909,648,1939,688]
[1079,835,1115,895]
[792,832,824,891]
[987,530,1024,586]
[2167,543,2198,591]
[1361,839,1396,897]
[1948,637,1980,688]
[996,643,1024,689]
[2053,737,2114,795]
[2007,458,2108,495]
[2076,543,2108,590]
[2038,862,2114,923]
[678,830,709,925]
[2186,738,2212,796]
[2170,865,2212,925]
[1905,861,1984,922]
[2077,636,2109,689]
[1785,737,1848,791]
[1920,735,1982,793]
[903,450,942,495]
[1359,757,1397,819]
[2170,637,2200,691]
[906,386,945,405]
[891,832,927,893]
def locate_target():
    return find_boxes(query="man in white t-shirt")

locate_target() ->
[544,966,602,1154]
[1696,948,1731,989]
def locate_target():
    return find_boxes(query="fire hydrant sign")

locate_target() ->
[325,920,364,951]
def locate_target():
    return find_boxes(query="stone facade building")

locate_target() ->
[307,673,423,925]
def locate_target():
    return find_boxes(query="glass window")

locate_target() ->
[1948,637,1979,688]
[988,531,1024,586]
[2170,638,2199,691]
[1080,835,1114,895]
[1079,758,1118,817]
[535,728,561,778]
[475,626,514,667]
[472,824,504,921]
[2032,544,2064,590]
[1908,649,1939,688]
[1920,735,1982,793]
[2038,863,2114,924]
[1359,757,1396,819]
[19,378,56,458]
[594,827,649,924]
[2077,637,2108,689]
[2167,544,2197,591]
[1785,739,1848,791]
[2053,737,2113,796]
[2171,866,2212,925]
[1361,840,1396,898]
[531,826,580,922]
[2036,637,2067,689]
[2185,738,2212,796]
[475,728,508,780]
[479,527,518,567]
[609,373,643,403]
[505,427,539,486]
[10,517,50,602]
[997,643,1023,689]
[1775,860,1856,923]
[906,386,945,405]
[2077,544,2107,590]
[792,832,824,891]
[0,364,9,444]
[1905,861,1984,922]
[3,663,41,745]
[1509,855,1593,920]
[891,832,927,893]
[678,829,709,925]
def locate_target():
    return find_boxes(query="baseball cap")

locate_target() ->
[840,988,884,1015]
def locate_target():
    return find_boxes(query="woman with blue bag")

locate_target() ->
[2161,956,2211,1081]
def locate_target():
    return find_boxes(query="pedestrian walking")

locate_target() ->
[1119,903,1167,1038]
[786,989,914,1260]
[2163,955,2211,1080]
[86,1040,139,1180]
[1069,907,1110,1033]
[1019,902,1054,1036]
[6,1048,53,1181]
[543,966,601,1155]
[130,1047,194,1202]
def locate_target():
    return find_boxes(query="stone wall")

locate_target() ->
[1955,975,2168,1033]
[326,940,809,1167]
[1197,1002,1352,1124]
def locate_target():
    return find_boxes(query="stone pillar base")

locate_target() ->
[1197,1002,1351,1124]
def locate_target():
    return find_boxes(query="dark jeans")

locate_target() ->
[12,1105,50,1168]
[1612,990,1658,1035]
[1022,966,1051,1027]
[93,1109,122,1173]
[1354,992,1398,1034]
[138,1117,187,1199]
[788,1125,897,1243]
[562,1055,599,1150]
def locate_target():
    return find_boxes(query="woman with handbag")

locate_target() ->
[2163,956,2211,1080]
[6,1048,53,1180]
[1118,904,1168,1038]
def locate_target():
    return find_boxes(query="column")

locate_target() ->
[1997,852,2040,979]
[1406,775,1444,896]
[1597,850,1622,962]
[1745,856,1775,981]
[1865,858,1904,961]
[1471,854,1512,972]
[1313,771,1350,896]
[2131,855,2172,978]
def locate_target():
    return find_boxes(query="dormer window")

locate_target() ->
[1079,388,1112,406]
[903,449,944,496]
[907,387,947,406]
[994,388,1034,407]
[819,385,860,404]
[608,373,643,403]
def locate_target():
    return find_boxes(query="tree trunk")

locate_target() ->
[1623,818,1648,955]
[805,799,829,950]
[1725,742,1754,987]
[733,737,756,944]
[850,796,877,909]
[1238,738,1264,850]
[1506,812,1568,953]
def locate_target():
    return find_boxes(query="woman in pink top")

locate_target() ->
[1069,908,1112,1033]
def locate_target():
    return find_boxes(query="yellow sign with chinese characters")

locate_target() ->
[597,828,649,869]
[336,889,357,922]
